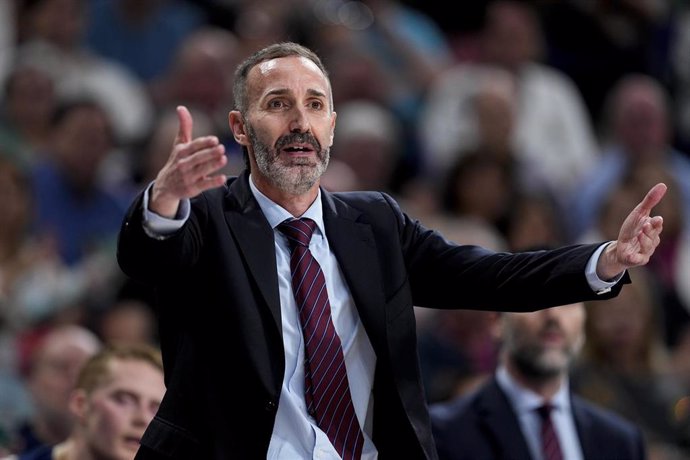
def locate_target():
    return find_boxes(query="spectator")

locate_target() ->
[85,0,206,84]
[569,73,690,241]
[15,343,165,460]
[0,157,87,328]
[153,26,244,173]
[97,300,157,348]
[153,26,240,130]
[431,302,647,460]
[15,0,154,146]
[30,99,129,267]
[0,64,56,169]
[11,325,101,455]
[328,99,401,192]
[540,0,673,129]
[420,0,598,204]
[572,267,690,458]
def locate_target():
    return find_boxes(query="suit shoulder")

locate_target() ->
[573,395,644,441]
[328,190,407,227]
[331,190,398,209]
[429,388,482,434]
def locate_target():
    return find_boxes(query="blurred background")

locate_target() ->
[0,0,689,458]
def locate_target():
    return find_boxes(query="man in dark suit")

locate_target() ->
[117,42,665,459]
[430,302,647,460]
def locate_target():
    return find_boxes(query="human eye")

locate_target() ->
[267,99,287,110]
[111,390,138,407]
[308,99,324,110]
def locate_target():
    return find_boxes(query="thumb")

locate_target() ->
[174,105,193,145]
[637,182,667,216]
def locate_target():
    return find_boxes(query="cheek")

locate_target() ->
[88,401,129,443]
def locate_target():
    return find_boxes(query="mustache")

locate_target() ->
[275,132,321,153]
[540,320,565,338]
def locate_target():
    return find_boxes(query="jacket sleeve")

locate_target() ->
[379,192,630,312]
[116,190,209,285]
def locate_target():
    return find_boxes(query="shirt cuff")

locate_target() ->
[585,242,625,295]
[142,182,190,238]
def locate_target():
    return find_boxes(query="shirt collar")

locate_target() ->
[248,174,325,237]
[496,364,571,416]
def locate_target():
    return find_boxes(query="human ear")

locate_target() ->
[69,389,89,422]
[229,111,250,147]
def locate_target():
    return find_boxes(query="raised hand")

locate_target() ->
[597,182,667,280]
[150,106,228,218]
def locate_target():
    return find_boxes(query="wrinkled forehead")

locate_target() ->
[249,56,331,102]
[256,55,324,78]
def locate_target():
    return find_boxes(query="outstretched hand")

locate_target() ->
[597,183,667,280]
[149,106,228,218]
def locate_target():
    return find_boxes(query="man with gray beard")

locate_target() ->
[431,304,647,460]
[117,42,665,459]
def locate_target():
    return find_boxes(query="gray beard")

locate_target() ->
[510,346,567,379]
[249,127,329,195]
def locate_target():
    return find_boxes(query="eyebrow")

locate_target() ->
[264,88,328,99]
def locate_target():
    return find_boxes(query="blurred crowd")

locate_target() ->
[0,0,689,458]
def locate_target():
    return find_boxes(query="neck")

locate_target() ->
[56,432,97,460]
[251,174,320,217]
[52,439,76,460]
[506,360,565,401]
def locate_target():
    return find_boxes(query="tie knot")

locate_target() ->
[536,403,555,420]
[279,218,317,248]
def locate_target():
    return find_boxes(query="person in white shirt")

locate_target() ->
[117,41,665,459]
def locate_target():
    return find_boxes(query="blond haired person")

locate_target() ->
[11,344,165,460]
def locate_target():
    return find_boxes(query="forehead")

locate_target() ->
[95,360,165,397]
[249,55,330,100]
[508,304,585,323]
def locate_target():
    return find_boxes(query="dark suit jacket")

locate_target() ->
[430,377,647,460]
[117,172,628,459]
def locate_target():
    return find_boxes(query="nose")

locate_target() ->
[289,106,310,133]
[130,403,152,427]
[541,307,561,322]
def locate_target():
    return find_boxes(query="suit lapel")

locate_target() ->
[322,192,387,351]
[223,173,282,333]
[476,379,535,460]
[221,181,389,347]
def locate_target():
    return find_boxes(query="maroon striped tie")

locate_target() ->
[279,218,364,460]
[537,404,563,460]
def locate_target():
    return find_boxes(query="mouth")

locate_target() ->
[282,143,315,155]
[122,435,142,450]
[540,330,565,346]
[275,132,321,157]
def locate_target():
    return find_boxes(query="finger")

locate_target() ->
[637,220,662,253]
[641,218,664,242]
[190,148,227,180]
[175,105,193,145]
[636,182,667,215]
[649,215,664,231]
[188,173,227,197]
[180,144,225,173]
[199,174,227,190]
[176,136,220,159]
